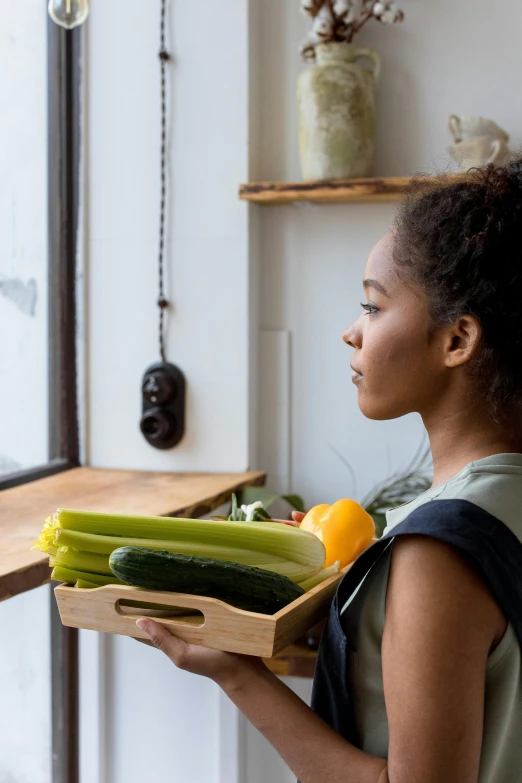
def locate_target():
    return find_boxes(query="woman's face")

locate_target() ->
[343,233,451,421]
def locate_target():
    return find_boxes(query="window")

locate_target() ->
[0,5,81,783]
[0,3,80,491]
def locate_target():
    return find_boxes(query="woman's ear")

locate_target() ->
[443,315,482,368]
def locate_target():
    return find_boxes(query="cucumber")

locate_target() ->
[109,546,305,615]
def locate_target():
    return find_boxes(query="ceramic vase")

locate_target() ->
[297,41,380,180]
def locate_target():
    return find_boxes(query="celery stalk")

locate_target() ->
[53,529,321,582]
[298,561,340,591]
[49,508,326,568]
[51,566,124,586]
[75,579,101,589]
[50,548,112,576]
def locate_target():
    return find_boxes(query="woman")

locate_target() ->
[137,160,522,783]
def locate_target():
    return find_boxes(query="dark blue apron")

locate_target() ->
[309,499,522,752]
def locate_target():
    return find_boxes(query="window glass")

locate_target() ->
[0,0,49,477]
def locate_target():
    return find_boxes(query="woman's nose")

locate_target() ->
[342,322,361,349]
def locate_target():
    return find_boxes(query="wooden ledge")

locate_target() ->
[0,466,265,602]
[239,173,469,205]
[240,176,413,204]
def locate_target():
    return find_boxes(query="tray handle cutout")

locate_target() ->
[91,585,270,639]
[116,598,205,626]
[117,598,204,623]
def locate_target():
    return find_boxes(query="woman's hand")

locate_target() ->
[269,510,306,527]
[135,618,266,687]
[138,618,388,783]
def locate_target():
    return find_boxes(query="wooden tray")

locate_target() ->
[54,566,349,657]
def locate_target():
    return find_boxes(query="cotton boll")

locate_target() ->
[379,10,394,23]
[333,0,364,25]
[382,6,404,23]
[316,3,335,23]
[302,29,323,47]
[332,0,351,17]
[374,1,404,23]
[312,5,335,40]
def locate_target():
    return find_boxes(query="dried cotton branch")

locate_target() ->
[299,0,404,61]
[300,0,324,17]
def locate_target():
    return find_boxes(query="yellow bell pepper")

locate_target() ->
[299,499,375,568]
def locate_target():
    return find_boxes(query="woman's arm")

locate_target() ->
[382,535,506,783]
[137,535,504,783]
[136,621,387,783]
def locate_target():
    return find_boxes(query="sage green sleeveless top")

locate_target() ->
[341,453,522,782]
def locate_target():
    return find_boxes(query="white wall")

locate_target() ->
[86,0,251,474]
[83,2,251,782]
[82,2,522,783]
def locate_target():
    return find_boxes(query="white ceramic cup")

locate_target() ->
[448,114,510,144]
[449,135,511,170]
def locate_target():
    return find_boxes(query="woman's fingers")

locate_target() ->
[269,517,300,526]
[136,618,191,666]
[134,618,246,682]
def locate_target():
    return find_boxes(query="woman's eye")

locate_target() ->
[360,302,378,315]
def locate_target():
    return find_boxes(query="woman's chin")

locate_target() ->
[357,393,406,421]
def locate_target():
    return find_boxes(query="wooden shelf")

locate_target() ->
[240,176,413,205]
[0,467,265,602]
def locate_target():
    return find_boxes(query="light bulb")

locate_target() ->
[48,0,89,29]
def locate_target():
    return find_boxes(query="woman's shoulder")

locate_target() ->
[387,535,506,649]
[385,453,522,540]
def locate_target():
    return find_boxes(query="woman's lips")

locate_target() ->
[350,365,363,383]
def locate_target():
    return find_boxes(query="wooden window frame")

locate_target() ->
[47,18,82,783]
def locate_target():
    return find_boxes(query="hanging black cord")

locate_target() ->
[158,0,171,362]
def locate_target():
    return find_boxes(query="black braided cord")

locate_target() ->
[158,0,171,362]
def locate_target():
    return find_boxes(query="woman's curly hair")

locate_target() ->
[393,158,522,423]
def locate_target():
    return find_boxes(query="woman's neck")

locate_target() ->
[423,404,522,488]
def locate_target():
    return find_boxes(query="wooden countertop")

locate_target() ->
[0,466,265,602]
